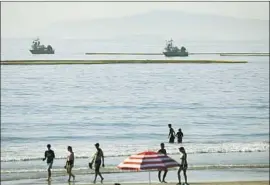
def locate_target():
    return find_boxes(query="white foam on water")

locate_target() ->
[1,141,268,162]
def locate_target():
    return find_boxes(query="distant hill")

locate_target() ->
[42,10,269,41]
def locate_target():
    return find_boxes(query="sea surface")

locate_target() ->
[1,38,269,184]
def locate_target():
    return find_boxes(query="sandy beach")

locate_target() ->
[2,180,268,185]
[80,182,269,185]
[1,167,268,185]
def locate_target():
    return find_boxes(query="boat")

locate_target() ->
[163,39,188,57]
[29,38,55,54]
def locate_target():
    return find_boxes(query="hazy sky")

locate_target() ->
[1,1,269,38]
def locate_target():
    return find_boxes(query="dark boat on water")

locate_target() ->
[163,39,188,57]
[29,38,55,54]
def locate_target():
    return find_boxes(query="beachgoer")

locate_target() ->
[177,147,189,185]
[90,143,105,183]
[65,146,75,182]
[157,143,168,183]
[168,124,175,143]
[42,144,55,181]
[175,128,184,143]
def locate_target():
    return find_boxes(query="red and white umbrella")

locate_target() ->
[117,151,180,183]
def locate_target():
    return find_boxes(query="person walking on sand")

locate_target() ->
[42,144,55,181]
[177,147,189,185]
[157,143,168,183]
[175,128,184,143]
[90,143,105,183]
[65,146,75,182]
[168,124,175,143]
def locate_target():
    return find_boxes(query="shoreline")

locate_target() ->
[2,152,268,182]
[2,166,269,183]
[0,59,247,65]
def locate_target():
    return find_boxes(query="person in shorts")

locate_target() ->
[157,143,168,183]
[90,143,105,183]
[42,144,55,181]
[65,146,75,182]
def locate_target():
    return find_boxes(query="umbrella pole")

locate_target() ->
[149,171,151,185]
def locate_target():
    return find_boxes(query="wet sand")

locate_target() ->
[98,182,268,185]
[26,181,270,185]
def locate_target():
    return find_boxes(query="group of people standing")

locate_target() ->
[42,124,187,184]
[43,143,105,183]
[156,124,188,185]
[168,124,184,143]
[157,143,188,185]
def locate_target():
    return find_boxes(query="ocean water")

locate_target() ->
[1,38,269,184]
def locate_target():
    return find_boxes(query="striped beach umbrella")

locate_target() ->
[117,151,180,183]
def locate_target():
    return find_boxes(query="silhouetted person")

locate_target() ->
[175,128,184,143]
[157,143,168,183]
[65,146,75,182]
[168,124,175,143]
[42,144,55,181]
[177,147,189,185]
[90,143,105,183]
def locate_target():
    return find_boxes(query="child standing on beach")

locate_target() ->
[175,128,184,143]
[177,147,189,185]
[42,144,55,181]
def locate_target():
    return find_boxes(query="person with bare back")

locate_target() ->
[175,128,184,143]
[157,143,168,183]
[90,143,105,184]
[168,124,175,143]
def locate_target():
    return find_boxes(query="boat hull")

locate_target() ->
[163,52,188,57]
[30,49,55,54]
